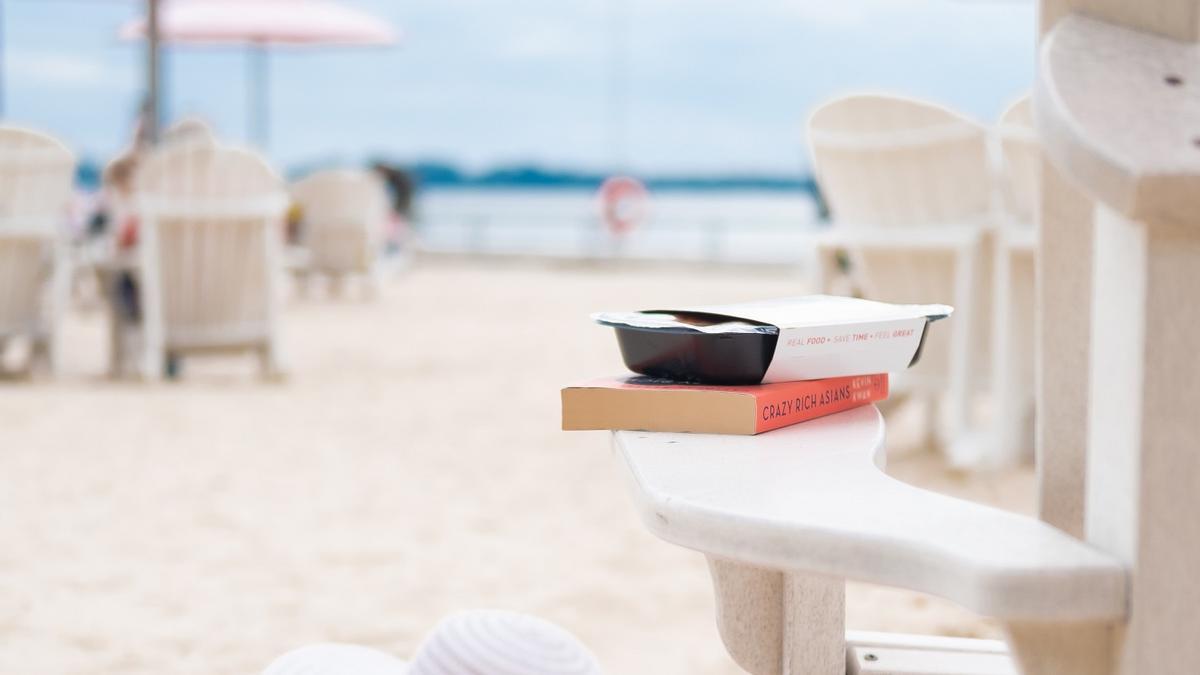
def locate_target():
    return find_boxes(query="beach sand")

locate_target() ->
[0,259,1033,675]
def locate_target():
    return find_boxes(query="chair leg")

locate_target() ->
[139,322,165,382]
[923,393,943,451]
[259,342,286,381]
[48,244,70,378]
[29,335,51,377]
[45,330,61,378]
[140,343,164,382]
[1004,621,1116,675]
[939,246,980,466]
[0,339,23,380]
[707,557,845,675]
[294,270,312,299]
[109,318,125,379]
[362,268,381,301]
[165,352,182,379]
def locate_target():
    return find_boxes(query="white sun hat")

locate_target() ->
[263,642,410,675]
[262,610,603,675]
[407,610,603,675]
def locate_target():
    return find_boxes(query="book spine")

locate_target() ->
[754,374,888,434]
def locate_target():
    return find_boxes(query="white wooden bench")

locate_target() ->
[610,3,1200,673]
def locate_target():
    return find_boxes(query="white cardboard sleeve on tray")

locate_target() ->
[689,296,951,382]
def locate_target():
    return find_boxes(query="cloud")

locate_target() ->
[632,0,943,29]
[7,51,134,90]
[498,21,594,61]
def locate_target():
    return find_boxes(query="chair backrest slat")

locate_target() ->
[0,127,74,336]
[996,96,1040,225]
[808,94,992,227]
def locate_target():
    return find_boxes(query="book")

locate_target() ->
[561,373,888,435]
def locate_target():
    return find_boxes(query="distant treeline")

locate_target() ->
[74,158,820,200]
[398,161,820,196]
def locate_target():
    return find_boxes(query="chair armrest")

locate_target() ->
[612,406,1126,622]
[997,225,1037,252]
[1037,14,1200,224]
[811,224,989,252]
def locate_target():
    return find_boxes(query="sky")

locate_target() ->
[2,0,1036,174]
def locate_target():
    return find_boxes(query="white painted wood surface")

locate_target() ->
[1031,145,1093,539]
[133,142,288,379]
[807,95,994,466]
[848,632,1010,657]
[0,126,75,375]
[1036,15,1200,227]
[848,630,1015,675]
[1028,5,1200,674]
[612,406,1125,622]
[966,96,1039,469]
[706,559,846,675]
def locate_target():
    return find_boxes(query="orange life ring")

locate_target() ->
[597,176,649,235]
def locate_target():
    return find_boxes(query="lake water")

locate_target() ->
[413,189,824,265]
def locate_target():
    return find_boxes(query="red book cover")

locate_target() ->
[562,374,888,435]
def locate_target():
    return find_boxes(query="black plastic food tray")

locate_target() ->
[608,317,934,385]
[610,324,779,385]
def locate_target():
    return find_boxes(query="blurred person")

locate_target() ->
[370,161,416,253]
[94,100,156,353]
[100,152,142,322]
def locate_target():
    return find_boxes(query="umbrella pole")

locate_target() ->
[248,42,268,149]
[146,0,160,142]
[0,0,6,120]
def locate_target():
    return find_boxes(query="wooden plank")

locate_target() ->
[1034,1,1096,541]
[848,646,1014,675]
[846,631,1014,675]
[1086,209,1200,674]
[847,631,1009,654]
[1032,163,1092,538]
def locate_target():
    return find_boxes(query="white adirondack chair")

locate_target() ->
[981,96,1040,467]
[161,117,217,147]
[610,3,1200,674]
[133,142,288,379]
[0,126,75,375]
[290,168,389,297]
[808,94,995,466]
